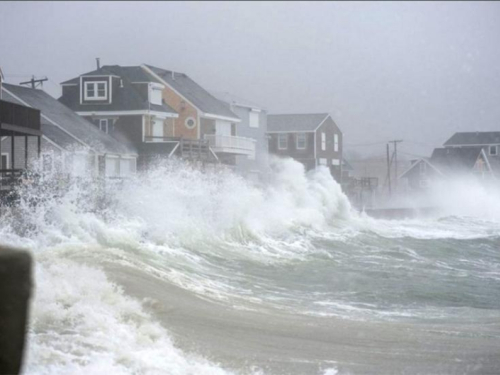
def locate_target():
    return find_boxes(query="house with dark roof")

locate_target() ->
[267,113,343,182]
[211,91,268,181]
[400,147,493,190]
[443,131,500,174]
[2,83,137,178]
[1,86,42,196]
[142,65,256,166]
[59,65,185,170]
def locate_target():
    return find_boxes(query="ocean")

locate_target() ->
[1,158,499,375]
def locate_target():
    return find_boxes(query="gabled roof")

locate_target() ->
[210,91,266,111]
[59,65,176,115]
[399,157,443,179]
[342,158,354,172]
[444,131,500,146]
[2,83,137,156]
[267,113,329,133]
[143,64,240,121]
[430,147,485,175]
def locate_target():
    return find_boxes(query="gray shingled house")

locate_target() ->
[267,113,343,182]
[443,131,500,174]
[211,91,268,181]
[400,146,494,190]
[59,65,181,170]
[2,83,137,178]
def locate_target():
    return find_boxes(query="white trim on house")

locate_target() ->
[83,81,108,101]
[399,158,444,180]
[278,133,288,150]
[267,130,315,134]
[313,114,331,132]
[296,133,306,150]
[446,143,500,147]
[478,149,495,178]
[489,145,498,156]
[141,65,196,109]
[76,110,178,118]
[168,142,180,157]
[141,65,240,123]
[203,113,241,123]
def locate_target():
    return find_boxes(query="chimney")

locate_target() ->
[96,58,100,70]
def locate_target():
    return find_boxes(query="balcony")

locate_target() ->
[204,134,256,156]
[0,99,41,135]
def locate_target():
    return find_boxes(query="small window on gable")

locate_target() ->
[321,132,326,151]
[249,111,259,128]
[84,81,107,100]
[278,134,288,150]
[419,161,427,175]
[296,133,306,150]
[490,145,498,156]
[334,134,339,152]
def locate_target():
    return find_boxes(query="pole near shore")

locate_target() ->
[386,143,391,196]
[0,247,32,374]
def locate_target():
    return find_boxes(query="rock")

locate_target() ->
[0,246,32,375]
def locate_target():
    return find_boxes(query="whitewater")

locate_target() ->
[1,157,499,375]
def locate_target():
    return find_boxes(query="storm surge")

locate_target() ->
[1,158,499,375]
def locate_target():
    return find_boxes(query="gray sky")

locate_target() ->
[1,1,500,158]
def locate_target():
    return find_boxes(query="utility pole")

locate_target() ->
[386,143,392,196]
[388,140,403,193]
[20,76,48,89]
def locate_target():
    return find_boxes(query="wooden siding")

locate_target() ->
[161,85,198,139]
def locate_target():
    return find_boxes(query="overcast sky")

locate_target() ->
[1,1,500,158]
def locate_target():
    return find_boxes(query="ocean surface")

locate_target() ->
[1,158,499,375]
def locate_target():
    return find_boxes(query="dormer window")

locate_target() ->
[84,81,107,100]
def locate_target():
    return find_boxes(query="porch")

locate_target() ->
[0,99,42,197]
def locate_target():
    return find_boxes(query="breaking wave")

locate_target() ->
[1,156,499,374]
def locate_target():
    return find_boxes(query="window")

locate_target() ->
[319,158,328,166]
[249,111,259,128]
[321,132,326,151]
[185,117,196,129]
[334,134,339,152]
[149,83,163,105]
[490,145,498,156]
[84,81,107,100]
[296,133,306,150]
[278,134,288,150]
[99,119,109,134]
[1,153,9,169]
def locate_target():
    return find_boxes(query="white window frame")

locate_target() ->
[319,158,328,166]
[185,117,196,129]
[278,134,288,150]
[321,132,326,151]
[249,110,259,128]
[334,133,339,152]
[296,133,306,150]
[489,145,498,156]
[84,81,107,100]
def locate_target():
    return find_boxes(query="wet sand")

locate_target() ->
[107,265,500,375]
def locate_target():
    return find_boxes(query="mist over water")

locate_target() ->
[1,157,499,374]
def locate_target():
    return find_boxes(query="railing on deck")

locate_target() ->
[203,134,256,156]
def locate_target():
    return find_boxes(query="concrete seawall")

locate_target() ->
[0,246,32,375]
